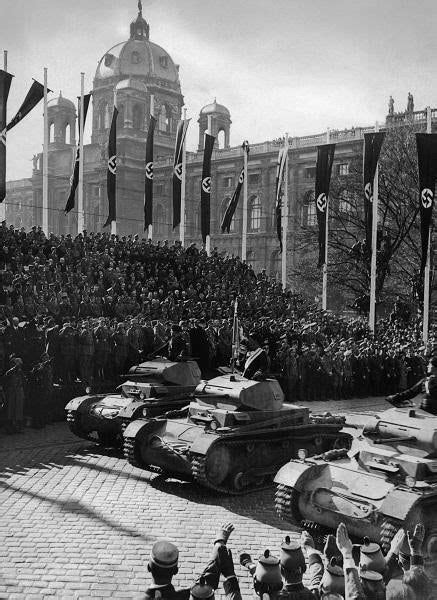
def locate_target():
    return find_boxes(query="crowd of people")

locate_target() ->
[136,520,432,599]
[0,223,434,431]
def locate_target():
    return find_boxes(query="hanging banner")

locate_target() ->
[416,133,437,272]
[7,79,47,131]
[144,114,156,230]
[274,147,287,250]
[363,132,385,250]
[64,93,91,214]
[103,106,118,228]
[0,69,13,203]
[200,132,215,244]
[315,143,336,267]
[172,119,189,228]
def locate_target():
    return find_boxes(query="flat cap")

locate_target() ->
[150,540,179,568]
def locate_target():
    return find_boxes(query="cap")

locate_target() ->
[254,550,282,586]
[359,538,386,574]
[321,558,345,595]
[280,536,306,573]
[359,567,383,581]
[190,577,214,599]
[150,540,179,569]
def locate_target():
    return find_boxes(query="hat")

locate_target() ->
[280,536,306,573]
[321,558,345,595]
[359,538,386,574]
[254,550,282,587]
[190,577,214,599]
[150,540,179,569]
[359,567,383,581]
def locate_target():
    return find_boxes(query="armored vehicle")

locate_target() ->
[123,372,350,494]
[65,358,201,447]
[274,406,437,581]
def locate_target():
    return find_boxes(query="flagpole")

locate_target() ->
[322,129,330,310]
[0,51,7,225]
[42,67,49,237]
[369,122,379,333]
[111,88,117,237]
[281,134,289,289]
[147,94,154,241]
[242,141,248,261]
[180,107,187,246]
[423,106,432,344]
[206,114,212,256]
[77,72,85,234]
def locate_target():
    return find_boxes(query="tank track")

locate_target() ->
[380,516,403,553]
[123,429,164,474]
[275,484,302,524]
[190,430,350,495]
[66,410,94,442]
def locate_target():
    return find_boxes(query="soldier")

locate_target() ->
[386,355,437,415]
[28,353,53,428]
[112,322,129,376]
[168,324,188,361]
[78,321,94,385]
[94,319,110,381]
[3,356,25,433]
[58,321,77,384]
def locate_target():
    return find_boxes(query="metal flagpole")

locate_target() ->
[423,106,432,344]
[369,122,379,333]
[0,51,7,224]
[180,107,187,246]
[206,114,212,256]
[147,94,154,240]
[77,72,85,234]
[242,141,248,261]
[322,129,330,310]
[281,133,289,289]
[111,88,117,236]
[42,67,49,236]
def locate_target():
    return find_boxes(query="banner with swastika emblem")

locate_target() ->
[363,132,385,251]
[7,79,47,132]
[315,143,336,267]
[274,146,287,251]
[172,119,190,228]
[416,133,437,272]
[0,69,13,203]
[200,133,215,244]
[144,114,156,230]
[104,106,118,228]
[64,93,91,214]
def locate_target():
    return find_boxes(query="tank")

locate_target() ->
[65,358,201,447]
[123,372,350,493]
[274,406,437,582]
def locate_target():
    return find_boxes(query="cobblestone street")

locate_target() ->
[0,397,387,599]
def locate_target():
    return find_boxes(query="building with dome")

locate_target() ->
[5,3,437,297]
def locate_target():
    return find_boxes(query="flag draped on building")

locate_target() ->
[416,133,437,273]
[221,168,244,233]
[172,119,189,228]
[144,114,156,230]
[363,132,385,250]
[315,143,336,267]
[274,147,287,250]
[200,132,215,244]
[0,69,13,203]
[6,80,46,132]
[64,93,91,214]
[103,106,118,228]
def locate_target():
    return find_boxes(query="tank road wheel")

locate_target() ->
[204,444,231,487]
[66,410,89,441]
[275,484,302,525]
[380,517,402,553]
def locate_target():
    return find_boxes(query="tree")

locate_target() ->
[292,119,425,312]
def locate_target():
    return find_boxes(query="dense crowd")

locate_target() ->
[136,520,433,599]
[0,223,434,431]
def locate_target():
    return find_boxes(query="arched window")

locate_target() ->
[158,104,171,133]
[49,122,55,143]
[249,195,262,231]
[132,103,144,130]
[217,129,225,149]
[63,123,71,144]
[301,190,317,226]
[155,204,165,235]
[220,197,235,233]
[118,104,125,129]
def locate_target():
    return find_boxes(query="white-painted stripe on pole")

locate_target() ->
[42,67,49,236]
[77,72,85,234]
[423,106,432,344]
[281,133,289,289]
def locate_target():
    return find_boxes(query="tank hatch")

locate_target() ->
[128,358,201,386]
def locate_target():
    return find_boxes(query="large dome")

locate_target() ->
[200,99,230,117]
[95,6,179,85]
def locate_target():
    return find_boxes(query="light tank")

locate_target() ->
[274,406,437,581]
[123,372,350,493]
[65,358,201,447]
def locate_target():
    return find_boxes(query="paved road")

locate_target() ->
[0,397,388,599]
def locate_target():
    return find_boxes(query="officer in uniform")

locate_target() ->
[140,540,189,600]
[386,355,437,415]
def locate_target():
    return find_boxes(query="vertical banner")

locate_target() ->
[363,132,385,250]
[0,69,13,202]
[64,93,91,214]
[416,133,437,273]
[315,143,336,267]
[144,115,156,230]
[103,107,118,228]
[200,132,215,244]
[6,79,46,131]
[231,298,240,371]
[274,147,287,250]
[172,119,189,228]
[221,167,244,233]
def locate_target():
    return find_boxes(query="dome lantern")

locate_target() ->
[130,0,149,41]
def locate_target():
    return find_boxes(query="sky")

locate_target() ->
[3,0,437,181]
